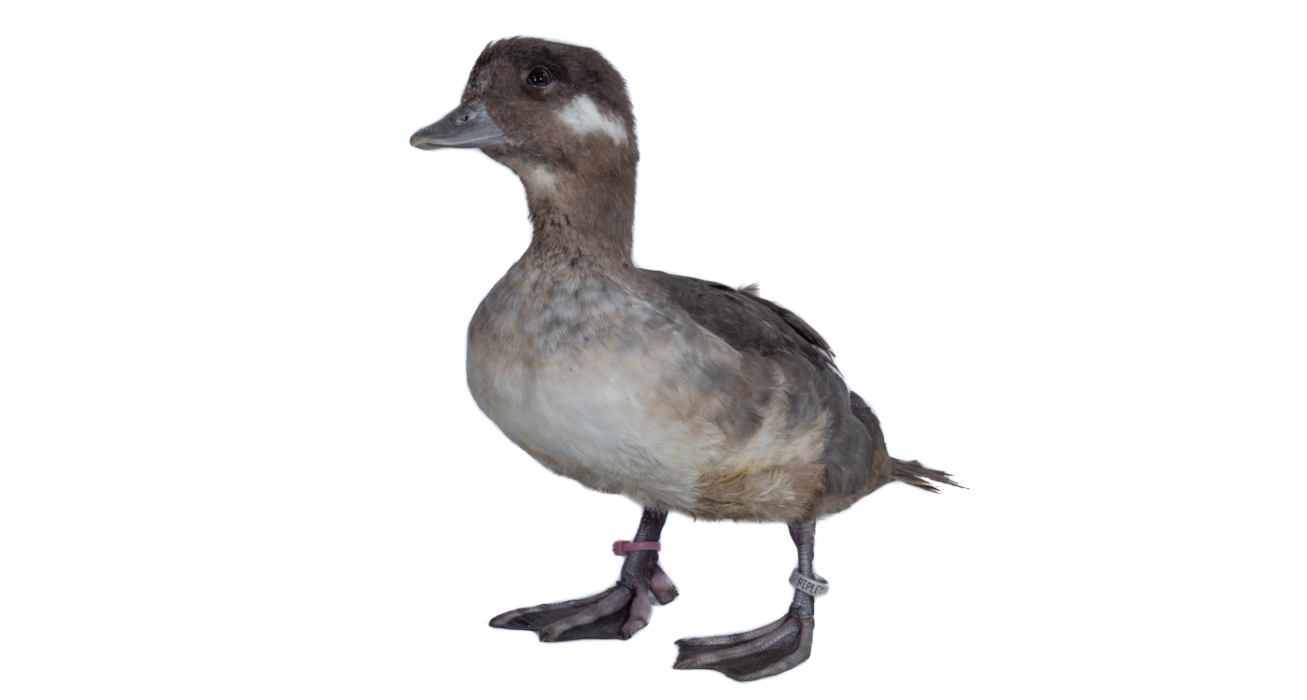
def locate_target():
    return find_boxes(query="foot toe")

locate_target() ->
[488,588,612,631]
[674,615,814,681]
[490,585,644,642]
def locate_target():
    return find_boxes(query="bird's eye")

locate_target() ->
[526,67,553,88]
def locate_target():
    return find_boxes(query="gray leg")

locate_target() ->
[788,521,819,618]
[489,509,677,641]
[673,521,818,681]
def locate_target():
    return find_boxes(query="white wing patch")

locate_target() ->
[558,95,629,145]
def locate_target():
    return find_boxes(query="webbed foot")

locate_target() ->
[675,521,823,681]
[488,509,675,642]
[673,612,814,681]
[488,562,677,641]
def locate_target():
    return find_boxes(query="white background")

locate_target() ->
[2,2,1304,698]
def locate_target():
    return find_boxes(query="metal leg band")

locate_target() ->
[789,569,829,597]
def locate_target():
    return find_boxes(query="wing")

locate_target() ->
[641,270,837,373]
[641,269,880,502]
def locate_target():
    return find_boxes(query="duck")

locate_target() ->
[410,36,958,682]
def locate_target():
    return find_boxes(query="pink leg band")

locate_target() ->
[613,540,661,556]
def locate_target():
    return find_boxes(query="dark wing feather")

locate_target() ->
[642,271,837,372]
[734,283,835,366]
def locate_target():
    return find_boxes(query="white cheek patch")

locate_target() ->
[558,95,629,146]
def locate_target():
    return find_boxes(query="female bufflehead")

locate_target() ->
[411,37,957,681]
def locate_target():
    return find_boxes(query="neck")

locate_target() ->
[516,161,636,266]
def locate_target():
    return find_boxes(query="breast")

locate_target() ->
[466,264,832,520]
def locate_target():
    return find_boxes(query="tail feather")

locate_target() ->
[848,391,962,494]
[891,458,963,493]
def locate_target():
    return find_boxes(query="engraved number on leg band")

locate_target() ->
[789,569,829,597]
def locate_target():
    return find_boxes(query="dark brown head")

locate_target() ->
[411,37,638,190]
[411,38,640,260]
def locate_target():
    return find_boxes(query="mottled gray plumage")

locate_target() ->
[640,271,877,504]
[411,36,958,681]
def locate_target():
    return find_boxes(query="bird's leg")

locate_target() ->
[673,520,822,681]
[489,509,677,642]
